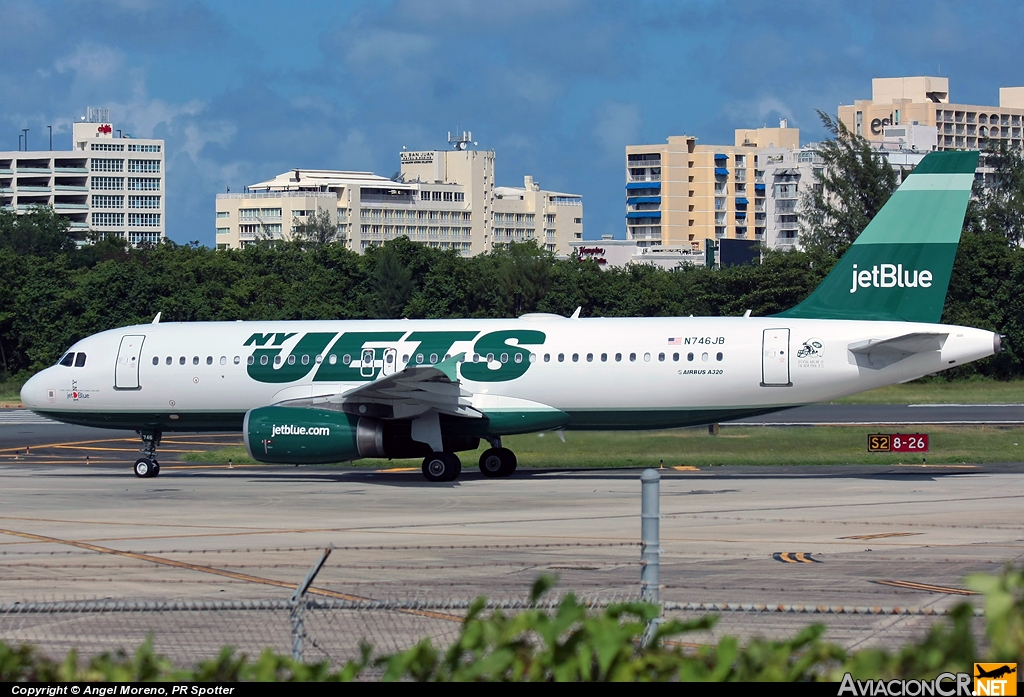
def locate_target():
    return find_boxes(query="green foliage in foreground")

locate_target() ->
[2,565,1022,682]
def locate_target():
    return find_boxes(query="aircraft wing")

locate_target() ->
[276,352,482,420]
[848,332,948,369]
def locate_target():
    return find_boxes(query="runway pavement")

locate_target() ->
[0,405,1021,614]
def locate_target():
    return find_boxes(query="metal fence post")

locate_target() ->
[290,546,332,662]
[640,468,661,646]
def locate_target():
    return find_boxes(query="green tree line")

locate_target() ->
[2,126,1023,382]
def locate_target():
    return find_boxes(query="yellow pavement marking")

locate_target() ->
[875,579,978,596]
[377,467,418,473]
[839,532,924,540]
[671,466,700,471]
[0,526,462,622]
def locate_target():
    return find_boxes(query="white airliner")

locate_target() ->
[20,151,1001,481]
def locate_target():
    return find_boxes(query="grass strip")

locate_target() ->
[182,425,1024,469]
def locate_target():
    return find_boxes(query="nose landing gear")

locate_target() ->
[134,430,161,478]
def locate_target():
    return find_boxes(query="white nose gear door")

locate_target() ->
[761,328,791,387]
[115,335,146,390]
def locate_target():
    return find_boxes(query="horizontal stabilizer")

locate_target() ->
[848,332,947,369]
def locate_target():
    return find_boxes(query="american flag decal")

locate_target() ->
[668,337,682,345]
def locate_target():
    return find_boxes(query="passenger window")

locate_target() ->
[514,353,523,363]
[629,353,636,362]
[586,353,593,362]
[544,353,550,362]
[315,355,322,364]
[473,353,481,362]
[716,352,723,361]
[247,356,255,365]
[166,356,172,365]
[687,353,694,361]
[301,355,309,365]
[673,353,679,361]
[220,356,226,365]
[259,355,268,366]
[529,353,536,363]
[287,355,296,365]
[601,353,607,362]
[207,356,213,365]
[152,356,159,366]
[402,354,410,363]
[342,354,351,365]
[572,353,579,362]
[429,353,438,364]
[274,355,282,365]
[644,353,651,362]
[487,353,495,362]
[557,353,565,362]
[233,356,240,365]
[59,353,75,367]
[702,352,709,362]
[329,354,337,365]
[179,356,186,365]
[192,356,199,365]
[416,353,424,364]
[500,353,508,363]
[658,353,665,362]
[615,353,622,362]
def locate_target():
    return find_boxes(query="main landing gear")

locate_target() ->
[422,452,461,482]
[419,440,519,483]
[134,430,161,478]
[478,447,517,478]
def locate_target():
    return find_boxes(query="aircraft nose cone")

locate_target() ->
[20,371,46,410]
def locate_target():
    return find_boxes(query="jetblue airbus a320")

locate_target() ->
[20,151,1001,481]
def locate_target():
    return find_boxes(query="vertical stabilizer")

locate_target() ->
[776,151,978,323]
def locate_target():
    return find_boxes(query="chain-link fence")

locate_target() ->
[0,597,984,670]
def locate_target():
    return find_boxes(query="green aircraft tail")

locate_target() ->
[775,150,978,323]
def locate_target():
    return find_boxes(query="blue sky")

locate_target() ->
[3,0,1022,245]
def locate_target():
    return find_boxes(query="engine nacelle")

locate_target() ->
[244,406,478,464]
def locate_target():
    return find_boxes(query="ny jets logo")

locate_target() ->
[797,339,823,359]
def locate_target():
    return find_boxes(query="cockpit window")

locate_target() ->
[59,352,75,367]
[74,353,87,367]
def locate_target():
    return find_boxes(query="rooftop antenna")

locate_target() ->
[448,127,474,151]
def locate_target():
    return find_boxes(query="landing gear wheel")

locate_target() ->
[150,461,160,477]
[422,452,462,482]
[134,458,156,478]
[479,448,517,478]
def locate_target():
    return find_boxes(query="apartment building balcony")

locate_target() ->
[627,174,661,182]
[17,168,51,174]
[0,169,12,175]
[54,185,88,192]
[54,167,89,174]
[18,186,51,193]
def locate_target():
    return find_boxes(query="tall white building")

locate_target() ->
[0,108,165,244]
[215,133,583,255]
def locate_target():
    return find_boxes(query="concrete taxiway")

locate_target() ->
[0,453,1020,612]
[1,407,1021,612]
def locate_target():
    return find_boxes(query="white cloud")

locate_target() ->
[54,42,126,82]
[591,101,642,158]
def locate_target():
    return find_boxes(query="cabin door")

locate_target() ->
[114,335,146,390]
[761,328,791,387]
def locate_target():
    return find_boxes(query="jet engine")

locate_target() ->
[244,405,477,464]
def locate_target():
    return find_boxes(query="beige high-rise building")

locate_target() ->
[625,125,798,250]
[1,108,165,244]
[839,76,1024,152]
[215,134,583,255]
